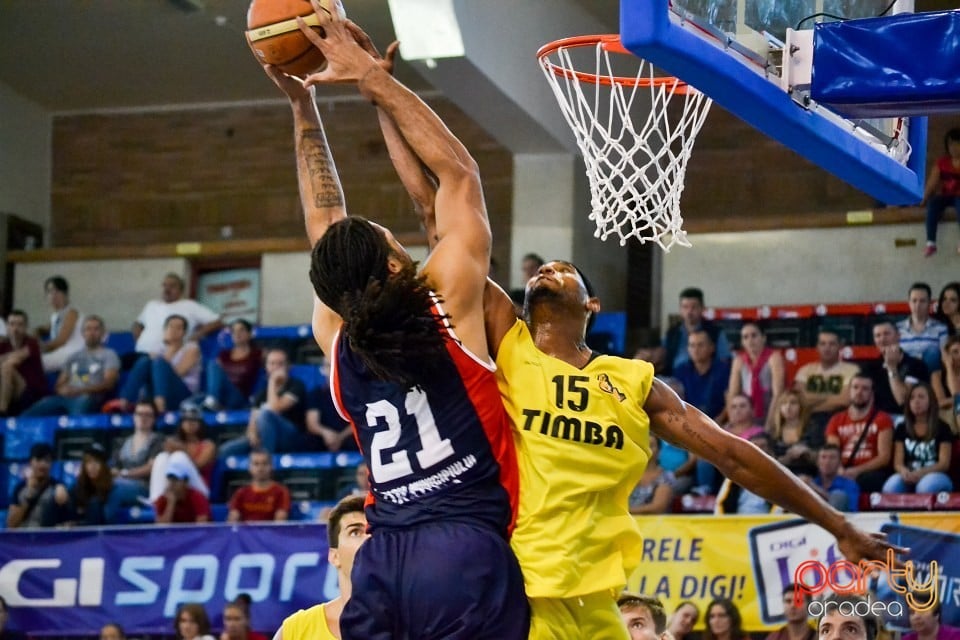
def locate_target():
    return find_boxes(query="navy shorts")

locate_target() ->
[341,521,530,640]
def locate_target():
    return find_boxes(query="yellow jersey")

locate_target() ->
[496,320,654,598]
[281,603,337,640]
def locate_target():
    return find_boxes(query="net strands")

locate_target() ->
[539,37,713,250]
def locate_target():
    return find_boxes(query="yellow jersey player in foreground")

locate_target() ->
[274,496,367,640]
[339,23,906,640]
[482,263,905,638]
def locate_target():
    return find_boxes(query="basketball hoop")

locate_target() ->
[538,35,713,250]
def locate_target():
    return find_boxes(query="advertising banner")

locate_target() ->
[0,523,333,635]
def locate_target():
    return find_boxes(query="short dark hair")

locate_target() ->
[8,309,27,324]
[164,314,188,330]
[679,287,705,304]
[29,442,53,460]
[851,372,874,389]
[522,253,545,266]
[820,443,842,454]
[688,328,714,344]
[945,128,960,153]
[231,318,253,333]
[618,593,667,634]
[817,594,879,640]
[327,495,365,549]
[909,282,932,299]
[44,276,69,294]
[164,273,185,290]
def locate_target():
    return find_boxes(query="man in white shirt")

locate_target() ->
[132,273,222,356]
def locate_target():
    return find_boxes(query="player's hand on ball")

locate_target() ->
[297,0,376,86]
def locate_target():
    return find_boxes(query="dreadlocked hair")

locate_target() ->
[310,217,452,388]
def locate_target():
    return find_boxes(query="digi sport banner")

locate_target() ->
[0,523,335,635]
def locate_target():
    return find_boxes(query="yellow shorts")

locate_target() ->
[528,589,630,640]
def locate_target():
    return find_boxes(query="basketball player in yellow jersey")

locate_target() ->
[274,496,367,640]
[339,22,905,640]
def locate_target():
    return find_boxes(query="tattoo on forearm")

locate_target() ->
[300,131,344,209]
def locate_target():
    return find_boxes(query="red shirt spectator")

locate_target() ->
[229,483,291,522]
[0,310,47,413]
[154,458,211,523]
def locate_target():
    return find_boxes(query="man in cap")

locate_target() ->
[154,456,211,524]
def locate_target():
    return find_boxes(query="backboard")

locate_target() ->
[619,0,931,204]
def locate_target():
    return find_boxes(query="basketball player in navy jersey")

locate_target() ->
[254,4,528,639]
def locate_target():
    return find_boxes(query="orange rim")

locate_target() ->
[537,34,693,95]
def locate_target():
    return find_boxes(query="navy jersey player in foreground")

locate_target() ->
[258,3,528,638]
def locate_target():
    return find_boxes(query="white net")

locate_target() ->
[539,38,713,250]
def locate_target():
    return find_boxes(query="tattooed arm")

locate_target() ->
[645,378,904,564]
[260,64,347,246]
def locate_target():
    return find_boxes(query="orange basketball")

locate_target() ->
[246,0,345,77]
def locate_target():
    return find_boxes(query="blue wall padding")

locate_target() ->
[812,10,960,118]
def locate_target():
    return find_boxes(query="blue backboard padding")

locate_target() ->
[619,0,926,204]
[812,11,960,118]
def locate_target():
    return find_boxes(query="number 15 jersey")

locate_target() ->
[496,319,655,598]
[329,307,519,536]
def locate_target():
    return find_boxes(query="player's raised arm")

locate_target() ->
[341,21,440,250]
[644,378,907,564]
[298,2,488,270]
[258,64,347,247]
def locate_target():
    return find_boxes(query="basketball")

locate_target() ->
[246,0,346,77]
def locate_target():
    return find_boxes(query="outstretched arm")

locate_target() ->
[341,22,440,249]
[645,378,905,564]
[259,64,347,247]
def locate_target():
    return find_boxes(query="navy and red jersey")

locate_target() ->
[330,304,518,537]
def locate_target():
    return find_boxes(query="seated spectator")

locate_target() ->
[883,382,955,494]
[673,328,730,420]
[667,602,700,640]
[904,602,960,640]
[766,583,817,640]
[769,390,818,476]
[305,361,352,451]
[130,273,221,368]
[22,315,119,416]
[69,443,124,525]
[219,349,308,457]
[704,599,750,640]
[864,320,929,417]
[118,314,201,413]
[728,321,785,425]
[226,448,291,523]
[800,444,860,512]
[508,252,545,310]
[174,603,216,640]
[149,404,216,501]
[628,436,675,515]
[793,327,859,432]
[0,310,47,416]
[337,460,370,500]
[939,335,960,426]
[921,128,960,257]
[693,393,764,495]
[765,585,814,640]
[716,433,781,514]
[100,623,125,640]
[935,282,960,336]
[112,400,165,501]
[825,374,894,493]
[618,592,667,640]
[203,319,262,411]
[36,276,85,373]
[6,443,70,528]
[155,458,212,524]
[661,287,732,376]
[220,597,268,640]
[898,282,949,375]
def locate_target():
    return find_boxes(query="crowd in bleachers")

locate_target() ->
[628,281,960,515]
[5,271,960,529]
